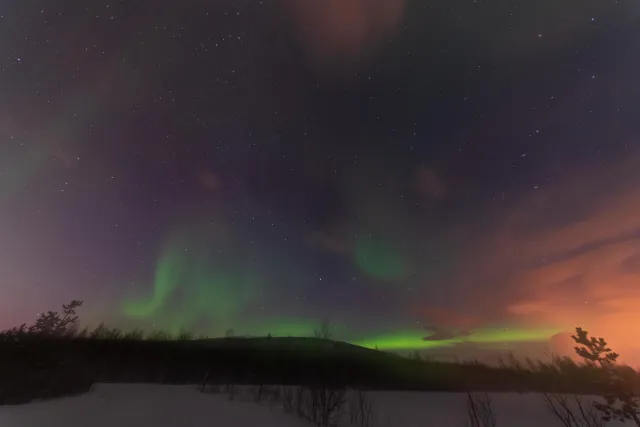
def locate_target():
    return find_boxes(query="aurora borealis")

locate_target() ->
[122,229,263,332]
[1,0,640,363]
[354,327,564,352]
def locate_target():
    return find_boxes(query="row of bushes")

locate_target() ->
[201,382,380,427]
[1,300,639,425]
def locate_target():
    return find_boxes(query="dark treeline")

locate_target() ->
[0,301,636,406]
[0,333,614,404]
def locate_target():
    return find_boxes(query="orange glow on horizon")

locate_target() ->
[450,153,640,367]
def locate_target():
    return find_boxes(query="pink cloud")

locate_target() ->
[414,167,447,200]
[282,0,405,60]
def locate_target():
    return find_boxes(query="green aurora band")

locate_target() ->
[122,225,263,334]
[120,228,561,352]
[353,327,563,351]
[354,235,408,281]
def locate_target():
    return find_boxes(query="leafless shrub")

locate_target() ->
[314,318,332,340]
[28,300,83,337]
[0,324,28,341]
[247,385,281,408]
[146,329,173,341]
[266,386,281,409]
[123,328,145,340]
[249,384,261,402]
[176,328,194,340]
[349,389,375,427]
[225,382,237,401]
[100,326,123,340]
[74,326,89,338]
[246,385,281,405]
[198,369,222,394]
[282,386,296,414]
[199,368,210,393]
[280,385,347,426]
[543,393,605,427]
[89,323,109,339]
[466,392,497,427]
[296,386,307,419]
[250,384,272,402]
[299,385,347,427]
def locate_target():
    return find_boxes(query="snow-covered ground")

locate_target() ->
[368,391,621,426]
[0,383,627,427]
[0,384,306,427]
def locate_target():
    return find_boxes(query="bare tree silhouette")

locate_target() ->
[466,392,497,427]
[28,300,83,337]
[314,318,332,340]
[572,327,640,426]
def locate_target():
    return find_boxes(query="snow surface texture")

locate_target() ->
[369,391,627,426]
[0,384,306,427]
[0,384,629,427]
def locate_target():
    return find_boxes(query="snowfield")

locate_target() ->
[0,383,627,427]
[0,384,306,427]
[368,391,625,426]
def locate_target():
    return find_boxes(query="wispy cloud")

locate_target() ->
[459,151,640,361]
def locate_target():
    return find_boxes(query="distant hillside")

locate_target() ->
[196,336,398,358]
[0,334,624,404]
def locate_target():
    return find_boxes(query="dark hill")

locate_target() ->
[196,336,396,358]
[0,335,610,404]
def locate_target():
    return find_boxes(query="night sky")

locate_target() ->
[1,0,639,361]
